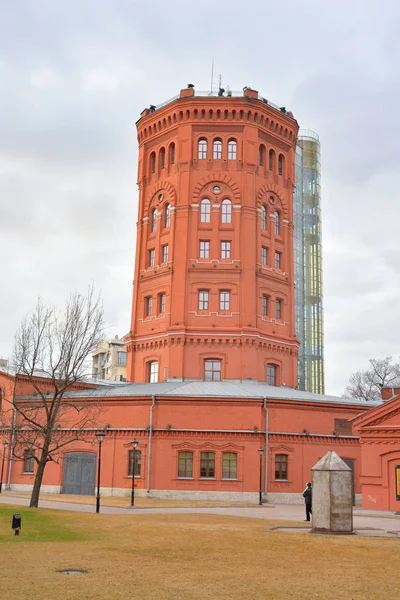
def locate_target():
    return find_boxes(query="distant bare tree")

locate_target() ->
[344,357,400,401]
[5,285,104,507]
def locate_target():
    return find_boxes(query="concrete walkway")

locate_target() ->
[1,492,400,535]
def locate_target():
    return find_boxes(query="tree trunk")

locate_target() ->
[29,437,50,508]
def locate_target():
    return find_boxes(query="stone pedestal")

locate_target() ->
[311,450,353,534]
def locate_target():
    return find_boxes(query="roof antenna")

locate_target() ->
[218,74,225,97]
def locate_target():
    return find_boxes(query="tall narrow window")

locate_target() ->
[200,199,211,223]
[275,454,288,479]
[118,351,127,366]
[276,299,282,319]
[221,241,231,259]
[228,139,237,160]
[274,211,280,235]
[165,203,171,228]
[269,149,275,171]
[219,291,230,311]
[170,143,175,165]
[149,361,158,383]
[151,209,157,233]
[128,450,142,477]
[261,247,268,265]
[159,293,166,313]
[148,249,155,267]
[204,360,221,381]
[160,147,166,169]
[222,452,237,479]
[262,295,268,316]
[261,205,267,230]
[221,199,232,224]
[178,452,193,478]
[145,296,153,316]
[267,364,277,386]
[200,452,215,477]
[150,152,156,173]
[162,244,169,263]
[199,240,210,258]
[259,145,265,166]
[198,290,209,310]
[198,139,207,159]
[278,154,284,176]
[213,139,222,159]
[275,251,281,269]
[23,449,35,473]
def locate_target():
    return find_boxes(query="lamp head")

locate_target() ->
[3,441,8,449]
[258,447,264,456]
[132,438,138,450]
[96,430,105,443]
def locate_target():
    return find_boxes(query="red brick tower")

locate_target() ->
[126,85,300,386]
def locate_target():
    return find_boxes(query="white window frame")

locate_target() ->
[198,290,209,310]
[213,139,222,159]
[221,199,232,224]
[198,139,207,159]
[200,199,211,223]
[221,241,231,259]
[219,291,230,311]
[228,139,237,160]
[199,240,210,259]
[149,361,159,383]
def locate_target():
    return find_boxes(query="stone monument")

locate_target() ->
[311,450,353,534]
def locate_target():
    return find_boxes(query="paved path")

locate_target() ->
[1,493,400,534]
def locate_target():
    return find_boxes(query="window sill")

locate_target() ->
[199,477,216,480]
[221,478,238,481]
[274,479,290,483]
[22,472,34,475]
[177,477,194,480]
[126,475,141,479]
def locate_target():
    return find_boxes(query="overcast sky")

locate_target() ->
[1,0,400,395]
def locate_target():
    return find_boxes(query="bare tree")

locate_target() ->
[344,357,400,401]
[6,285,104,507]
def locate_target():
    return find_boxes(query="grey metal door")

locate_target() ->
[62,452,96,495]
[343,459,355,506]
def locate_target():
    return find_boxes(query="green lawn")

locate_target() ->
[0,505,399,600]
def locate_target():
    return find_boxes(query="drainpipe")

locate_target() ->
[146,395,156,494]
[264,398,268,496]
[6,405,17,489]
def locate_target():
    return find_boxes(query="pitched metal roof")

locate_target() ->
[59,379,380,407]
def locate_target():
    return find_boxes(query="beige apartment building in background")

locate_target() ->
[92,336,127,381]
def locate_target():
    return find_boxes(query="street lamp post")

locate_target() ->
[258,447,264,506]
[0,441,9,494]
[130,438,138,507]
[95,431,105,514]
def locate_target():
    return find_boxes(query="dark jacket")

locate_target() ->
[303,487,312,505]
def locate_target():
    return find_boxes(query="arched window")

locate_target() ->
[261,205,267,230]
[169,143,175,165]
[275,454,288,480]
[128,449,142,477]
[23,449,35,473]
[269,149,275,171]
[278,154,284,176]
[274,210,280,235]
[198,138,207,159]
[200,198,211,223]
[213,139,222,159]
[221,199,232,224]
[228,139,237,160]
[165,203,171,228]
[151,209,157,233]
[150,152,156,173]
[160,147,165,169]
[259,145,265,166]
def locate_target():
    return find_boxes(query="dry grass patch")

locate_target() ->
[0,507,399,600]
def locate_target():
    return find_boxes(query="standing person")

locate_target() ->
[303,482,312,521]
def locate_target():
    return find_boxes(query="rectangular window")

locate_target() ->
[198,290,209,310]
[267,364,277,386]
[219,291,230,311]
[149,361,158,383]
[178,452,193,478]
[199,240,210,258]
[262,295,268,316]
[221,241,231,259]
[222,452,237,479]
[204,359,221,381]
[118,351,127,366]
[162,245,169,263]
[261,247,268,265]
[128,450,142,477]
[148,249,155,267]
[276,299,282,319]
[275,251,281,269]
[275,454,288,480]
[145,296,152,316]
[200,452,215,478]
[159,293,166,313]
[23,450,35,474]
